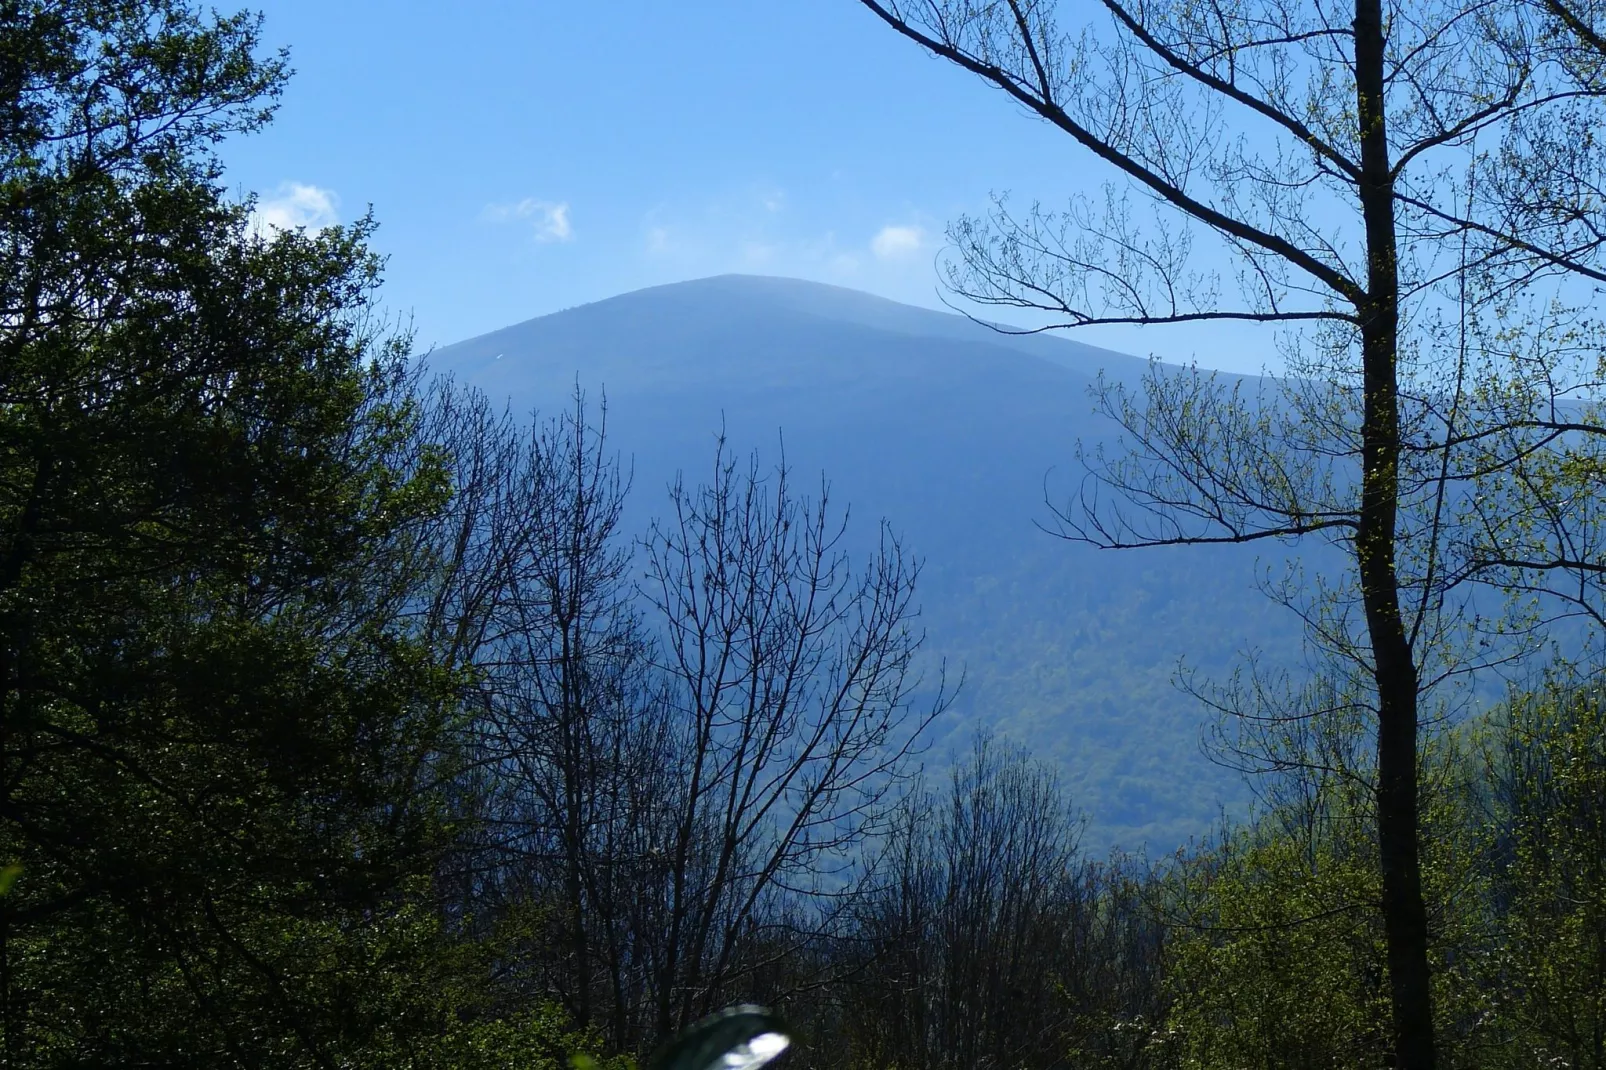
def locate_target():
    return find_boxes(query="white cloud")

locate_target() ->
[484,198,573,243]
[631,197,943,312]
[251,182,339,233]
[871,224,926,259]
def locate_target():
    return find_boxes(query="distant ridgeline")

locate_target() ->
[431,274,1327,852]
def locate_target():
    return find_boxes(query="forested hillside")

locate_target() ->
[431,275,1312,850]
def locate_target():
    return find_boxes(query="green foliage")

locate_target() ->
[1162,828,1392,1069]
[0,1,482,1065]
[1469,686,1606,1070]
[5,4,1605,1069]
[423,1008,628,1070]
[1134,684,1606,1070]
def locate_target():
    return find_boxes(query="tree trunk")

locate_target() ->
[1353,1,1437,1066]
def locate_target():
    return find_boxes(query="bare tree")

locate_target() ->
[837,735,1167,1070]
[639,440,944,1040]
[418,386,681,1044]
[419,395,944,1053]
[475,391,667,1037]
[852,3,1606,1066]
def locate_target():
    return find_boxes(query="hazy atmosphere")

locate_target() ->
[6,3,1606,1070]
[220,0,1278,373]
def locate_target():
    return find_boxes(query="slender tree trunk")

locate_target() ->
[1353,2,1436,1066]
[559,620,594,1029]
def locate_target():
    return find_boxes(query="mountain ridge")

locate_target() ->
[431,274,1158,389]
[430,274,1298,852]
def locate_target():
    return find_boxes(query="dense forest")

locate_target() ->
[4,2,1606,1069]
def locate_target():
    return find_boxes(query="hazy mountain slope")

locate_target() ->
[431,275,1309,851]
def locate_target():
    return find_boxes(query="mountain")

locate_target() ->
[430,274,1308,852]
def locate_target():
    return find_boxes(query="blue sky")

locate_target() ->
[221,1,1276,372]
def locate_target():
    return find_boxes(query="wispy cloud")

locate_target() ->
[633,194,945,311]
[251,182,339,233]
[484,198,574,243]
[645,225,674,255]
[871,224,926,260]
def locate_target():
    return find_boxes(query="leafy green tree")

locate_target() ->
[1475,683,1606,1069]
[0,3,491,1065]
[1157,717,1493,1070]
[1164,831,1389,1070]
